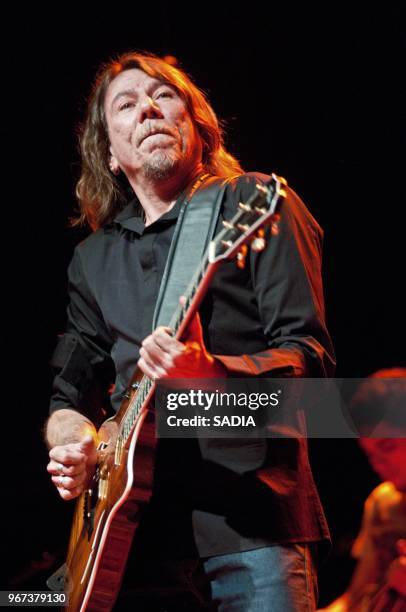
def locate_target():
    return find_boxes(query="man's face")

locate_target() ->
[360,438,406,491]
[104,68,202,182]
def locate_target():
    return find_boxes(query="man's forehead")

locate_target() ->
[108,68,168,96]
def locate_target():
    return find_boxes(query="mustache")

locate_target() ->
[137,121,178,146]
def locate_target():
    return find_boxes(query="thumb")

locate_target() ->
[78,435,96,457]
[179,296,204,346]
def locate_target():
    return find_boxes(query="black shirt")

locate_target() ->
[50,173,335,557]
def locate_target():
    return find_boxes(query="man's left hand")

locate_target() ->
[138,299,226,381]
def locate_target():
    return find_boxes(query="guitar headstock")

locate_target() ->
[209,173,287,267]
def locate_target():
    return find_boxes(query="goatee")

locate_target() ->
[142,151,179,181]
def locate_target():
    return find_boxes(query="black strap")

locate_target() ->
[152,175,231,330]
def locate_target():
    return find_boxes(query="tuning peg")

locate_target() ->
[222,220,234,230]
[255,184,268,195]
[237,223,249,232]
[221,240,233,248]
[254,206,267,215]
[238,202,251,212]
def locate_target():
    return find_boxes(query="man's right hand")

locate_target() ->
[47,436,98,501]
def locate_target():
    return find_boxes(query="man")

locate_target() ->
[46,52,335,611]
[320,370,406,612]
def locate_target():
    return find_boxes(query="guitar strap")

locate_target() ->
[152,174,233,330]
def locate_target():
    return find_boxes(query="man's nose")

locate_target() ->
[139,96,163,122]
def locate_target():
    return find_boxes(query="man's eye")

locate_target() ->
[156,91,173,99]
[119,101,135,111]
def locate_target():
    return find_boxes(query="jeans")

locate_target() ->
[115,544,318,611]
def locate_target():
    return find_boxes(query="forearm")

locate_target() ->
[45,408,97,448]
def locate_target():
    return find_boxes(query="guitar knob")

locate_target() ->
[251,229,266,252]
[251,237,266,252]
[237,245,248,269]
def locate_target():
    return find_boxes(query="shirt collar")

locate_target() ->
[111,171,210,235]
[113,196,182,235]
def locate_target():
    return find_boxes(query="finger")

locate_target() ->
[139,348,169,374]
[142,329,183,361]
[60,463,84,476]
[139,344,174,370]
[142,326,172,350]
[49,446,89,466]
[78,436,98,466]
[46,460,64,475]
[47,460,84,477]
[137,357,166,381]
[58,485,84,501]
[152,327,184,355]
[154,325,173,338]
[52,472,86,490]
[79,436,95,454]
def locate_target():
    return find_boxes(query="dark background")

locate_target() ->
[2,3,405,605]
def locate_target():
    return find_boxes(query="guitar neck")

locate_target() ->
[169,253,218,339]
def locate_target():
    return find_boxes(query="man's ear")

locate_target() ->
[109,149,120,176]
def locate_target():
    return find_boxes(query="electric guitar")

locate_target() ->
[62,174,287,611]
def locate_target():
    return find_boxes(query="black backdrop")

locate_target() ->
[2,4,405,605]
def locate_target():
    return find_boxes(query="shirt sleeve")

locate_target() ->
[49,246,115,421]
[214,176,336,378]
